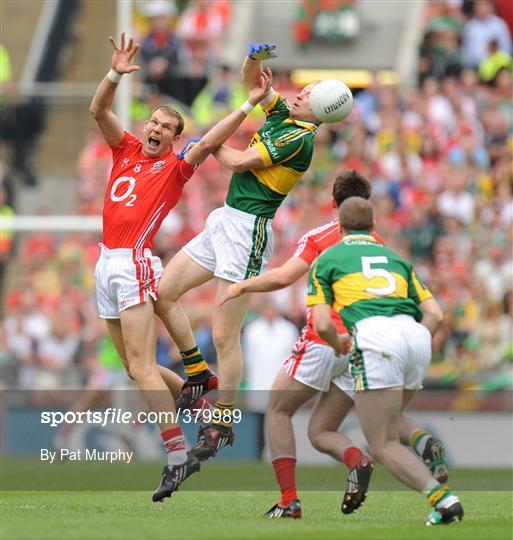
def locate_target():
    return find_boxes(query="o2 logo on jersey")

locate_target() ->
[110,176,137,207]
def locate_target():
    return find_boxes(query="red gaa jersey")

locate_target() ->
[103,131,196,250]
[294,219,384,345]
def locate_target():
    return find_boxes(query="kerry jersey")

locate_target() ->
[306,232,432,332]
[103,131,195,250]
[225,90,317,219]
[295,221,384,344]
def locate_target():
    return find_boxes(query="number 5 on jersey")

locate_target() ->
[361,256,397,296]
[110,176,137,207]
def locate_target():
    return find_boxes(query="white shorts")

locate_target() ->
[283,337,354,396]
[350,314,432,391]
[95,245,163,319]
[183,204,274,282]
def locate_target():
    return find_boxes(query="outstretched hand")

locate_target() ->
[248,68,272,105]
[248,43,279,61]
[338,334,353,355]
[218,283,242,306]
[109,32,140,74]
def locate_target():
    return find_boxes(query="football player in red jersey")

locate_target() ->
[219,170,449,519]
[89,33,270,502]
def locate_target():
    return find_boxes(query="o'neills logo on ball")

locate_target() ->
[324,93,350,114]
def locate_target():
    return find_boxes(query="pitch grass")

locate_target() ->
[1,466,512,540]
[2,490,512,540]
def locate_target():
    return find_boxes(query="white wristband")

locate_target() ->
[240,100,255,115]
[107,69,123,84]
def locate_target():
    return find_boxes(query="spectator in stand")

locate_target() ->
[437,169,475,225]
[474,239,513,304]
[191,64,248,127]
[0,43,10,85]
[478,39,513,84]
[422,77,456,132]
[37,312,81,389]
[0,179,14,286]
[242,296,299,457]
[242,298,299,396]
[401,204,441,260]
[462,0,511,69]
[177,0,229,48]
[0,44,45,186]
[139,0,184,101]
[3,293,39,389]
[176,0,231,105]
[425,0,464,38]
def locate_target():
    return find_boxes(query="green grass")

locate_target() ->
[1,465,512,540]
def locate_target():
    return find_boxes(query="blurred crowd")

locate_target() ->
[1,0,512,399]
[133,0,231,106]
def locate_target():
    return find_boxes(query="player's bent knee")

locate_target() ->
[266,396,294,416]
[126,361,157,383]
[212,328,239,355]
[156,282,182,305]
[307,426,323,451]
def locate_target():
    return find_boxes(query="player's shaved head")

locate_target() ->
[150,105,184,135]
[338,197,374,231]
[332,170,371,207]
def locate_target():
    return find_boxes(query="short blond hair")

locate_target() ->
[338,197,374,231]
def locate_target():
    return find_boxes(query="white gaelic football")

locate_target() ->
[309,80,353,123]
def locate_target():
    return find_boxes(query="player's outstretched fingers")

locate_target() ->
[218,283,242,306]
[128,44,140,64]
[109,36,118,50]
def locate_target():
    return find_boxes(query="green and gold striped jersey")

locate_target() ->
[225,90,317,219]
[306,232,433,331]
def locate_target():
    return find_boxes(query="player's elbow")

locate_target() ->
[195,139,217,156]
[433,306,444,326]
[424,299,444,325]
[89,105,105,120]
[230,159,249,173]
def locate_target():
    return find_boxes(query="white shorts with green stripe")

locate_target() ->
[182,204,274,282]
[350,314,432,391]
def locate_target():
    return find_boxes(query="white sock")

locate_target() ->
[161,428,188,466]
[410,429,430,456]
[422,478,439,495]
[436,494,459,510]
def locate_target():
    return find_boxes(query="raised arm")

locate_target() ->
[183,71,271,165]
[212,145,265,172]
[241,44,278,88]
[89,33,140,147]
[218,256,309,306]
